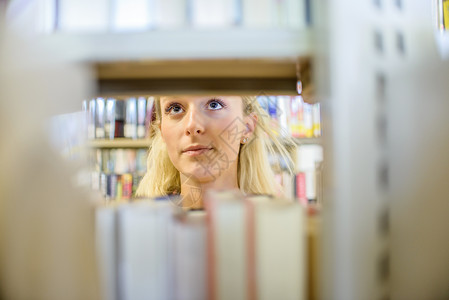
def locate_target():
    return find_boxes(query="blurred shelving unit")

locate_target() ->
[88,137,320,149]
[40,28,315,99]
[87,138,151,148]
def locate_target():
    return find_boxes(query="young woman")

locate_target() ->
[136,95,293,209]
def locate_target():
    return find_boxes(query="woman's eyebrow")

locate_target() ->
[161,97,183,103]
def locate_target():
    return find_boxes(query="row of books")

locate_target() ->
[58,0,312,33]
[95,190,306,300]
[90,148,147,174]
[84,97,154,140]
[273,144,324,204]
[89,148,147,200]
[84,95,321,141]
[257,95,322,138]
[93,172,143,200]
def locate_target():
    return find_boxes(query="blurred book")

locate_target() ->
[173,211,207,300]
[95,98,106,139]
[137,97,147,139]
[154,0,188,28]
[205,190,248,300]
[191,0,240,28]
[125,98,137,139]
[105,98,116,139]
[117,201,176,300]
[247,195,306,300]
[115,100,125,138]
[242,0,272,28]
[95,192,307,300]
[111,0,155,31]
[88,99,96,140]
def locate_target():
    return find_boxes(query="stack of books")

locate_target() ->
[85,97,154,140]
[96,190,306,300]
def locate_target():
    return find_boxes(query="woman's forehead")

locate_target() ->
[160,96,242,102]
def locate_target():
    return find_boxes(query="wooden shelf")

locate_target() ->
[96,58,312,97]
[88,138,150,148]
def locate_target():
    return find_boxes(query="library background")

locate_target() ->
[1,1,449,300]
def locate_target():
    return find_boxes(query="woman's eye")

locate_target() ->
[208,100,224,110]
[166,104,184,115]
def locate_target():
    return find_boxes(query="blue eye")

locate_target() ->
[207,99,225,110]
[165,103,184,115]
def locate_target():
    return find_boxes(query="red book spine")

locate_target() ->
[246,199,256,300]
[296,172,307,205]
[205,197,216,300]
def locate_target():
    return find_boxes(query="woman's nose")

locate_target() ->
[185,107,205,136]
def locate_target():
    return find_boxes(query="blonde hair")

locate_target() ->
[136,96,293,198]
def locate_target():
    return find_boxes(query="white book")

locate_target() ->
[59,0,109,32]
[118,201,175,300]
[154,0,188,28]
[206,190,248,300]
[242,0,273,28]
[137,97,147,139]
[249,200,306,300]
[124,98,137,139]
[277,96,291,137]
[303,102,313,138]
[105,98,116,139]
[190,0,239,28]
[88,99,96,140]
[296,145,323,201]
[173,211,207,300]
[312,103,321,137]
[282,171,295,200]
[95,206,119,300]
[95,98,106,139]
[286,0,307,29]
[272,0,288,28]
[112,0,155,31]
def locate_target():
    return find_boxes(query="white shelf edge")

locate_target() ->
[38,28,315,62]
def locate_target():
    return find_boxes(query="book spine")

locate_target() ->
[312,103,321,137]
[115,100,125,138]
[245,199,257,300]
[122,174,133,199]
[205,195,217,300]
[124,98,137,139]
[296,172,307,205]
[88,99,96,140]
[145,97,155,138]
[96,98,106,139]
[303,102,313,138]
[105,98,116,139]
[137,97,147,139]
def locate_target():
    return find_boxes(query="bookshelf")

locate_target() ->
[88,138,151,148]
[39,28,315,100]
[40,29,314,61]
[87,137,321,149]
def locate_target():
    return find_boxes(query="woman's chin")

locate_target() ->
[180,165,220,184]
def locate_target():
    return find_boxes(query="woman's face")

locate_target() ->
[160,96,251,183]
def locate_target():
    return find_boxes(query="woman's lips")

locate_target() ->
[182,148,212,156]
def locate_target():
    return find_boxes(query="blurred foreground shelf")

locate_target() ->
[88,138,150,148]
[40,29,314,98]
